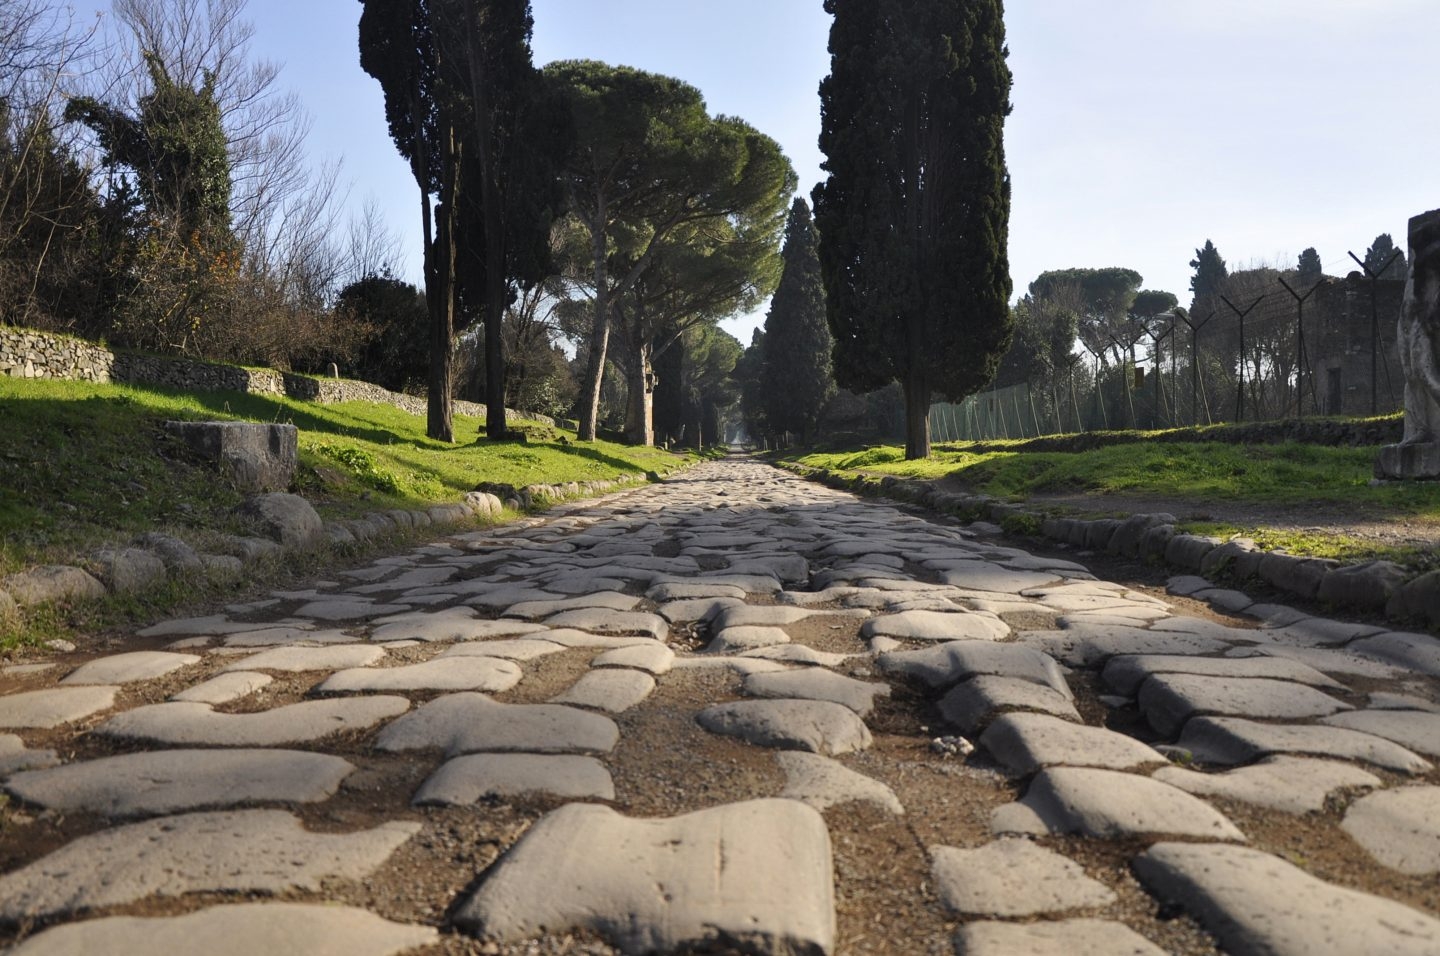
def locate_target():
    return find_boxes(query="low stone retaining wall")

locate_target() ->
[0,326,552,425]
[783,462,1440,630]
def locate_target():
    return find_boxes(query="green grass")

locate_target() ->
[792,440,1440,515]
[0,376,692,582]
[789,438,1440,571]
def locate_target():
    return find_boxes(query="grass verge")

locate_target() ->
[787,436,1440,567]
[0,376,702,648]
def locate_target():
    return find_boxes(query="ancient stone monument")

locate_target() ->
[1376,208,1440,479]
[165,421,298,493]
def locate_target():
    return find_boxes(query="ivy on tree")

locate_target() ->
[813,0,1013,460]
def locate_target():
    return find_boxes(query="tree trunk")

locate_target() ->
[464,14,507,441]
[903,351,931,460]
[624,339,655,446]
[576,215,609,442]
[416,88,453,443]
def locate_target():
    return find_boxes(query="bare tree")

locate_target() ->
[344,194,406,284]
[0,2,104,328]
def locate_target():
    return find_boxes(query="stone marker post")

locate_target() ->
[1376,208,1440,479]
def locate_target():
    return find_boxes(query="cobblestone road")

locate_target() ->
[2,456,1438,955]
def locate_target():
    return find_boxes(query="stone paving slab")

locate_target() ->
[169,671,273,704]
[1341,786,1440,875]
[550,669,656,713]
[536,627,657,649]
[992,766,1245,841]
[931,838,1116,916]
[59,651,200,685]
[1153,755,1381,814]
[370,612,547,643]
[1176,716,1432,774]
[860,609,1010,643]
[774,751,903,815]
[1322,709,1440,758]
[318,656,523,694]
[646,581,748,602]
[712,605,819,630]
[1018,627,1234,668]
[98,697,411,746]
[504,591,642,619]
[0,734,59,775]
[979,713,1167,775]
[739,645,854,668]
[0,686,118,729]
[938,675,1081,735]
[5,903,439,956]
[1137,673,1353,737]
[657,596,744,623]
[136,615,259,637]
[877,641,1071,695]
[439,638,568,662]
[221,626,358,647]
[592,643,675,674]
[743,669,891,716]
[221,644,386,673]
[671,657,792,677]
[1349,631,1440,678]
[453,799,835,955]
[4,749,354,817]
[953,918,1166,956]
[706,625,792,653]
[1229,643,1403,679]
[697,699,873,755]
[375,693,619,756]
[543,608,669,640]
[1133,841,1440,956]
[292,599,411,621]
[1370,691,1440,712]
[1101,653,1347,696]
[414,753,616,804]
[0,810,420,924]
[935,566,1062,592]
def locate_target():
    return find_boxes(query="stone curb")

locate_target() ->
[0,466,683,633]
[780,462,1440,630]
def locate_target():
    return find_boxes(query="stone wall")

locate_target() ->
[0,326,549,424]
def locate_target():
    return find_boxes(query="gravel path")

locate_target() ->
[1,454,1437,955]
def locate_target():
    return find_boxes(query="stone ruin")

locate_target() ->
[1376,207,1440,480]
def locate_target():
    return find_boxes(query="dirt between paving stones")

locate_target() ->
[1,491,1437,955]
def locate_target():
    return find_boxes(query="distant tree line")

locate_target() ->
[993,231,1411,434]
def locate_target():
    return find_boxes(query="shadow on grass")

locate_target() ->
[156,388,426,448]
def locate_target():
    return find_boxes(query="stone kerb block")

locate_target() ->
[1257,553,1336,601]
[234,493,324,549]
[1165,534,1220,571]
[1318,561,1408,611]
[3,565,107,607]
[89,548,168,595]
[1387,570,1440,626]
[166,421,298,493]
[1108,514,1177,559]
[1199,539,1264,580]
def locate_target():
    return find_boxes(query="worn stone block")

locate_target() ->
[166,421,297,492]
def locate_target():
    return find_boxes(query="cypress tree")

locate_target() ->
[762,198,834,444]
[1188,240,1229,299]
[813,0,1013,460]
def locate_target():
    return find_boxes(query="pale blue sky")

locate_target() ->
[69,0,1440,344]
